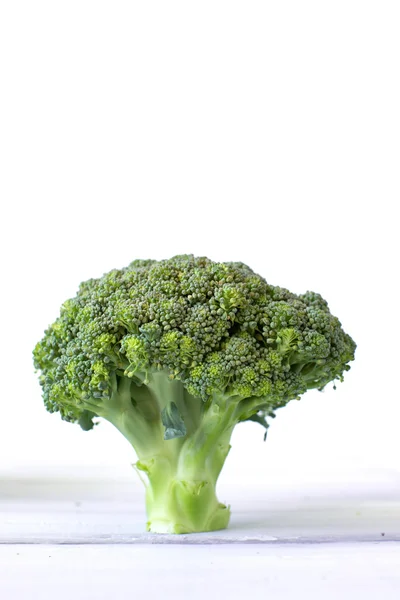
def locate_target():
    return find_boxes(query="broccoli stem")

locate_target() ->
[101,375,236,533]
[82,374,270,533]
[136,441,232,534]
[135,404,234,533]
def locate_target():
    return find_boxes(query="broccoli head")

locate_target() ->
[33,255,356,533]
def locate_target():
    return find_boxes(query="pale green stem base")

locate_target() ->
[140,454,231,534]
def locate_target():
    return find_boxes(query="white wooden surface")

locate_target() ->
[1,543,399,600]
[1,469,399,544]
[1,471,400,597]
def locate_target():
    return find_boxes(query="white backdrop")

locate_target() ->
[0,1,398,485]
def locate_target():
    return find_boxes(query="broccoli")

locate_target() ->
[33,255,356,534]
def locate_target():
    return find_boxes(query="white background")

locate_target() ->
[0,1,399,486]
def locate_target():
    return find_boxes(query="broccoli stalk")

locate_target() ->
[79,371,260,533]
[33,255,356,534]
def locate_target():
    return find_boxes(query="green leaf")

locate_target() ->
[247,411,276,441]
[78,410,96,431]
[161,402,187,440]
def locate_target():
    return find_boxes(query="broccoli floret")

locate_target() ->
[33,255,356,534]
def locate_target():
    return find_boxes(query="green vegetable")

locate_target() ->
[33,255,356,533]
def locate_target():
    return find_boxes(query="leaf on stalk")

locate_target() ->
[161,402,187,440]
